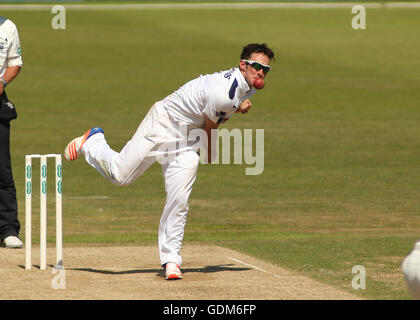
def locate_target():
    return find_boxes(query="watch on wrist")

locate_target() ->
[0,77,7,88]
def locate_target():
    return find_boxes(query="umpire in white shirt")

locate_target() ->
[0,16,23,248]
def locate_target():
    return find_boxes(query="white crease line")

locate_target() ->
[68,196,110,200]
[228,256,281,279]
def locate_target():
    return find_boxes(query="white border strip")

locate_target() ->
[0,3,420,11]
[228,256,282,279]
[386,2,420,6]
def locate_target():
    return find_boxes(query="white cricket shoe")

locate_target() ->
[64,127,104,161]
[2,236,23,248]
[402,240,420,300]
[165,262,183,280]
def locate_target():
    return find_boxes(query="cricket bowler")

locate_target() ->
[64,43,275,280]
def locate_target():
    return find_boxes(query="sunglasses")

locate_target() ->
[242,59,271,74]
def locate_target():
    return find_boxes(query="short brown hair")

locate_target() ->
[240,43,275,61]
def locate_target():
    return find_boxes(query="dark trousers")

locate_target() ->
[0,91,20,240]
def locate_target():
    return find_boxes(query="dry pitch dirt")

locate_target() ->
[0,245,360,300]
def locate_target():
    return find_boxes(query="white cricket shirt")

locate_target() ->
[162,67,256,128]
[0,16,23,77]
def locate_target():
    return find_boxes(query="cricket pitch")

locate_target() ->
[0,245,360,300]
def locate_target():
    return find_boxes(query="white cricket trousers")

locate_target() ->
[81,102,200,267]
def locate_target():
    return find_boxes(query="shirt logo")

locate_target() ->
[224,69,233,80]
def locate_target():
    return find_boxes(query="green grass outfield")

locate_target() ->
[3,5,420,299]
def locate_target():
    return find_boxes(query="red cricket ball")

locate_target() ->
[253,78,265,90]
